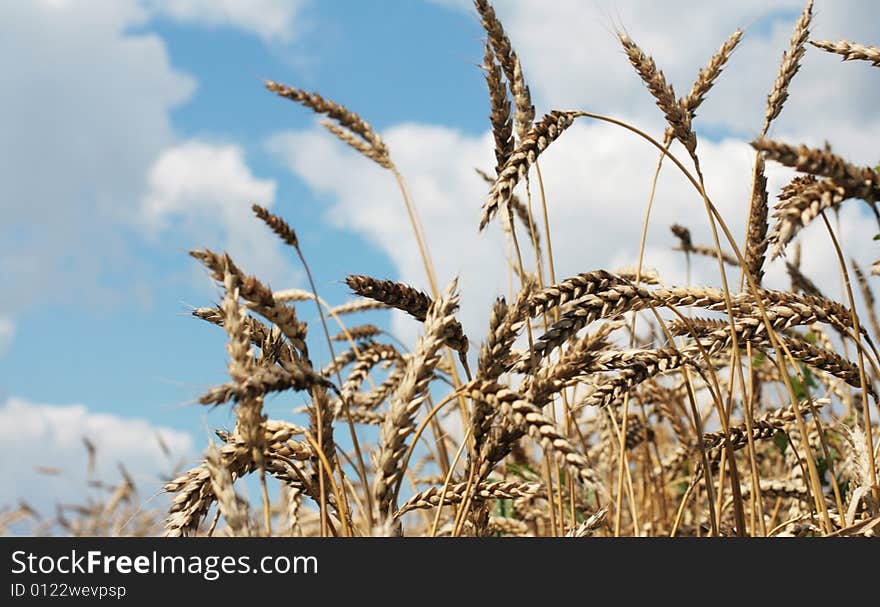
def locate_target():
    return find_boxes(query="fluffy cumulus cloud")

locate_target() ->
[141,141,299,289]
[145,0,308,42]
[269,119,878,352]
[0,396,194,516]
[434,1,880,158]
[267,125,511,346]
[0,0,195,316]
[0,0,304,319]
[267,0,880,349]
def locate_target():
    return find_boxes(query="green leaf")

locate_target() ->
[789,374,808,400]
[801,364,817,389]
[773,432,788,454]
[506,463,539,481]
[789,365,816,400]
[493,498,512,518]
[816,457,829,486]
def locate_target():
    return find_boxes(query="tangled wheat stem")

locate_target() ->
[430,426,472,538]
[390,385,472,510]
[819,213,878,507]
[563,109,847,533]
[739,1,814,530]
[253,204,368,534]
[390,166,474,463]
[301,431,353,536]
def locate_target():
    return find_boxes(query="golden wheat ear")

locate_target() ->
[810,39,880,68]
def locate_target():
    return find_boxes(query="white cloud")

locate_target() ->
[0,317,13,358]
[146,0,309,42]
[267,0,880,351]
[269,118,880,350]
[436,1,880,158]
[0,396,194,515]
[267,125,509,346]
[143,142,275,224]
[0,0,195,316]
[141,140,300,290]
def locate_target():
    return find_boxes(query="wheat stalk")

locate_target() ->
[811,39,880,67]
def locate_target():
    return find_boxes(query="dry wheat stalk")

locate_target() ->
[565,507,608,537]
[482,44,514,172]
[331,324,384,342]
[320,120,392,168]
[346,275,468,354]
[165,420,316,536]
[699,401,827,462]
[618,33,696,156]
[473,0,534,142]
[481,383,601,490]
[273,288,315,303]
[531,276,861,361]
[764,0,813,132]
[614,267,661,285]
[308,384,336,470]
[475,168,538,248]
[527,270,623,317]
[577,348,694,410]
[670,224,692,250]
[371,279,462,518]
[852,260,880,339]
[204,443,254,537]
[753,139,879,201]
[673,243,739,267]
[481,111,577,230]
[395,481,544,516]
[670,317,868,392]
[766,177,849,258]
[351,363,405,411]
[218,420,309,450]
[328,299,391,316]
[165,445,252,537]
[321,341,377,376]
[786,260,824,298]
[682,29,743,118]
[487,516,532,536]
[746,156,770,285]
[193,306,296,367]
[266,80,389,163]
[478,284,533,380]
[472,290,535,451]
[200,364,332,406]
[252,204,298,248]
[740,478,810,502]
[191,249,308,352]
[839,425,872,495]
[220,267,267,460]
[346,275,432,319]
[622,414,654,450]
[810,39,880,67]
[339,343,401,402]
[526,322,620,393]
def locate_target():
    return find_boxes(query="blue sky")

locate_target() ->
[2,0,879,512]
[3,0,488,428]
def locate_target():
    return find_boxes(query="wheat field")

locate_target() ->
[8,0,880,538]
